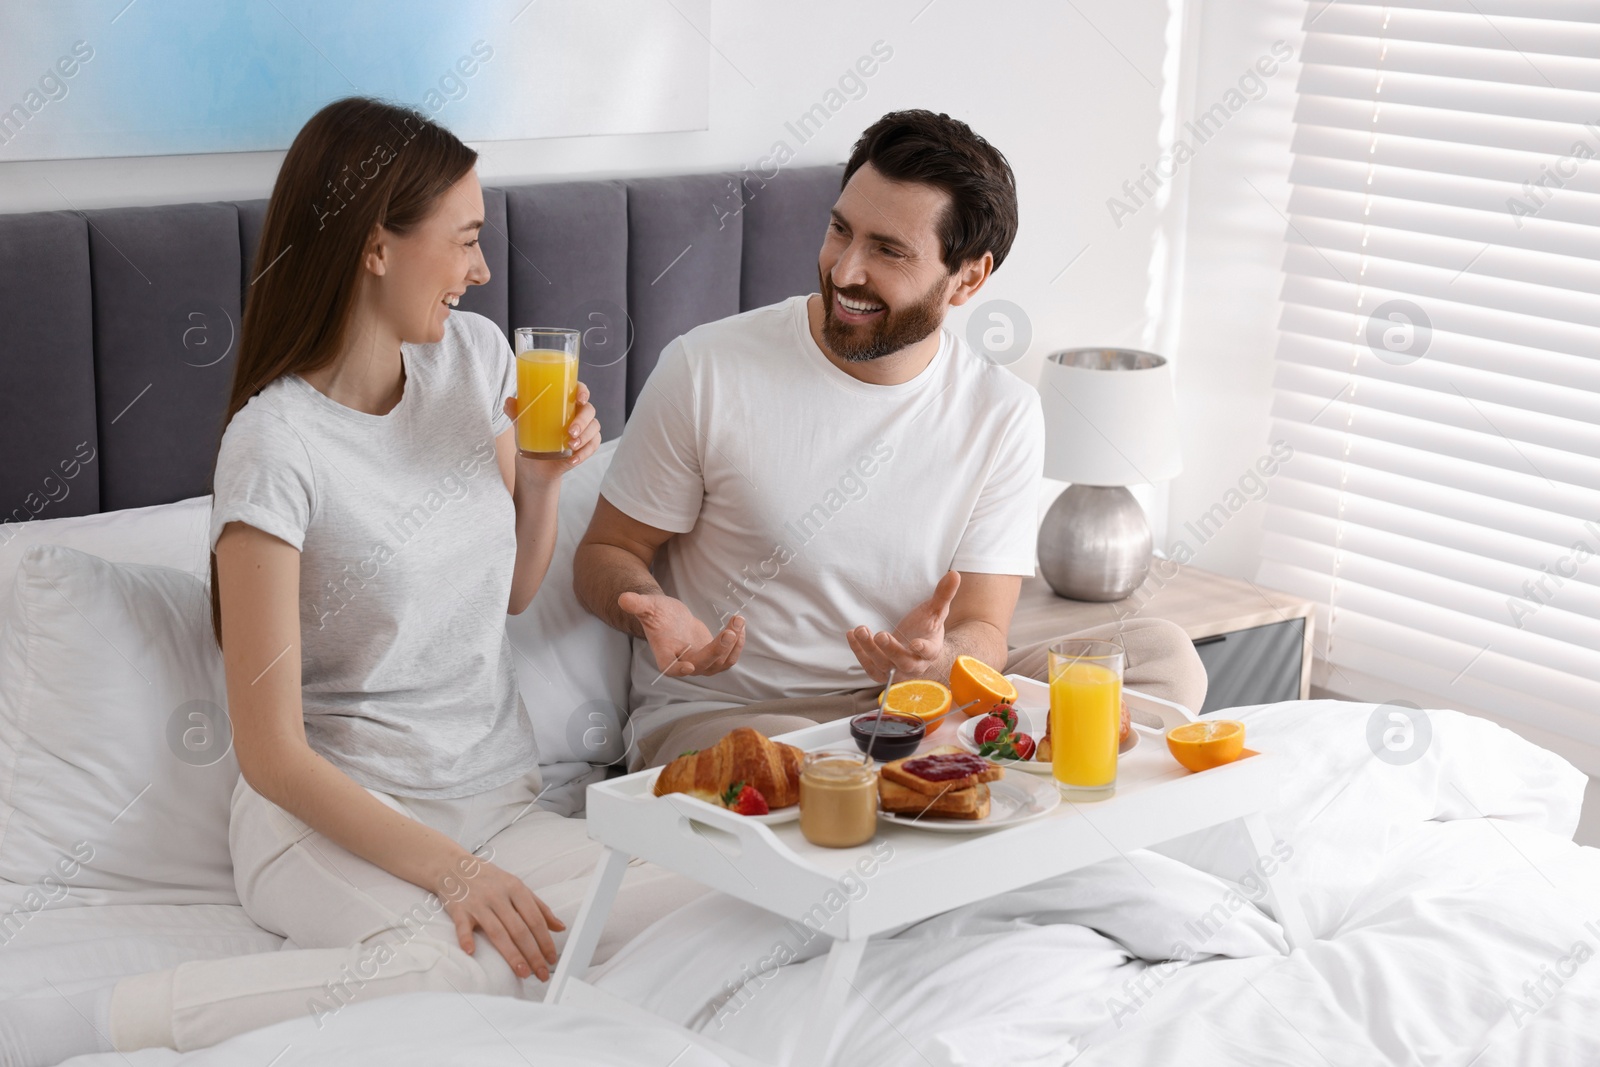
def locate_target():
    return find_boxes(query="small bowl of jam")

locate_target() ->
[849,712,926,761]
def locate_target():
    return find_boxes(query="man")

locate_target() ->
[575,110,1205,767]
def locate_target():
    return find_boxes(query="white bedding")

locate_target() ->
[43,700,1599,1066]
[0,901,281,1000]
[59,991,731,1066]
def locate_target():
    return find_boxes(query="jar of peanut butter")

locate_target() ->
[799,750,877,848]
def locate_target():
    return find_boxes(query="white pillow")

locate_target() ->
[0,443,633,873]
[506,440,634,771]
[0,545,239,906]
[0,495,212,630]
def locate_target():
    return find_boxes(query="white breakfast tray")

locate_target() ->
[548,679,1310,1067]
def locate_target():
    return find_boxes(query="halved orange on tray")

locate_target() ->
[881,679,953,730]
[1166,719,1246,772]
[950,655,1018,718]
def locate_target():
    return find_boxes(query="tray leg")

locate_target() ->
[547,845,629,1004]
[786,936,867,1067]
[1242,812,1313,951]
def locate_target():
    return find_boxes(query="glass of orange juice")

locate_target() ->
[513,327,580,458]
[1048,638,1123,800]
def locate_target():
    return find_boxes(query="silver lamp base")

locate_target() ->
[1037,484,1153,602]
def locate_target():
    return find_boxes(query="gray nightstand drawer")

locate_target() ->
[1193,618,1304,715]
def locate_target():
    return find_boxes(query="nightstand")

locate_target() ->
[1007,564,1315,715]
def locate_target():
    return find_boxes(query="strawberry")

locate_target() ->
[990,704,1019,732]
[1010,731,1036,761]
[721,781,769,816]
[974,714,1009,745]
[977,729,1035,762]
[975,706,1022,746]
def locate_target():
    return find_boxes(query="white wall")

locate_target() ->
[1161,0,1303,579]
[0,1,1175,402]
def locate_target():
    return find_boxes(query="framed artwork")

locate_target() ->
[0,0,710,161]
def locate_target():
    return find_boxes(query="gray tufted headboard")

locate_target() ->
[0,164,843,523]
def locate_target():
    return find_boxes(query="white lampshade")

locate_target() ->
[1037,348,1183,486]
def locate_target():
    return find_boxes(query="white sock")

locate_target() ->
[0,985,114,1067]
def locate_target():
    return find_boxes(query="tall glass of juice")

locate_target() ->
[513,327,580,458]
[1048,638,1124,800]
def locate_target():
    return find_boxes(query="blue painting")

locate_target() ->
[0,0,710,161]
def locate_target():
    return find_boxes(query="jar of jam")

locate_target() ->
[798,750,878,848]
[848,712,926,760]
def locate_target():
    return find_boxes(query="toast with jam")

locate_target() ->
[879,748,1003,796]
[878,777,991,820]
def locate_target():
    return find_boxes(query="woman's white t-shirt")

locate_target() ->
[600,294,1046,741]
[209,310,536,799]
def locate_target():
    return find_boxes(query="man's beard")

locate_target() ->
[819,269,949,363]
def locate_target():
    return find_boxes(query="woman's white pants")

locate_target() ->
[108,769,708,1052]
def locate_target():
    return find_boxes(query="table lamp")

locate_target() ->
[1036,348,1182,601]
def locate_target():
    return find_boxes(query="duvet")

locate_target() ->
[46,700,1599,1066]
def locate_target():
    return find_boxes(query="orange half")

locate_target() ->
[1166,719,1246,772]
[950,655,1019,718]
[882,679,954,729]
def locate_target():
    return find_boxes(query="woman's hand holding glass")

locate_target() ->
[503,381,600,480]
[435,850,566,982]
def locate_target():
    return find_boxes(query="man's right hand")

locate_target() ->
[617,592,745,677]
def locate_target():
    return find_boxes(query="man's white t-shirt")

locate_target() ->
[600,294,1045,740]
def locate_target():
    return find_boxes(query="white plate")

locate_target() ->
[640,768,802,824]
[956,708,1136,773]
[747,804,801,825]
[879,772,1060,833]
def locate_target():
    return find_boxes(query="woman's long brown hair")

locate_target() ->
[209,96,478,648]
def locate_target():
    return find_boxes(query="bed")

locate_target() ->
[2,167,1596,1066]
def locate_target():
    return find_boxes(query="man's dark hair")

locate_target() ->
[842,109,1018,273]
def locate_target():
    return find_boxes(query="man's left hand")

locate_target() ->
[846,570,961,683]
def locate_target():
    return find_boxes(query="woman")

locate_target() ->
[0,98,703,1065]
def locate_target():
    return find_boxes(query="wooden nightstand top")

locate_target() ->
[1007,563,1315,649]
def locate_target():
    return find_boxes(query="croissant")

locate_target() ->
[652,727,804,808]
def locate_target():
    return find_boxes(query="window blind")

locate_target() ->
[1261,0,1600,749]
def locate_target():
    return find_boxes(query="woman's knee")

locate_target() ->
[431,938,525,999]
[359,934,524,1003]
